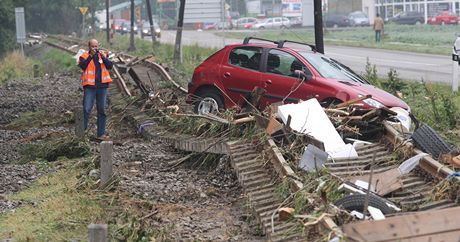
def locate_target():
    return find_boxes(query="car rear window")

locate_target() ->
[228,47,262,71]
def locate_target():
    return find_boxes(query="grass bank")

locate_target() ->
[0,48,77,85]
[0,51,40,85]
[217,23,457,55]
[0,160,105,241]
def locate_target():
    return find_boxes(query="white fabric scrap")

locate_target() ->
[277,99,358,159]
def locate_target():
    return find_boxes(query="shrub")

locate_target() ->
[0,51,38,84]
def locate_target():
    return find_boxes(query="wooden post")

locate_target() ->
[88,224,108,242]
[100,141,113,186]
[33,64,39,77]
[74,107,84,138]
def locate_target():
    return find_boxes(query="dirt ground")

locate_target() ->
[0,71,264,240]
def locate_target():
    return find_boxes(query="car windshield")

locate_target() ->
[299,52,369,84]
[143,22,159,28]
[351,12,366,18]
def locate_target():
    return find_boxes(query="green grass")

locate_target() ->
[0,162,106,241]
[41,48,78,73]
[217,23,458,55]
[0,51,40,85]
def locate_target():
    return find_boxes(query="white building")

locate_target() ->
[369,0,460,24]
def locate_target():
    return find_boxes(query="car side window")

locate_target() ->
[267,49,310,78]
[228,47,262,71]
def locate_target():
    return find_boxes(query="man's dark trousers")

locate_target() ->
[83,87,107,137]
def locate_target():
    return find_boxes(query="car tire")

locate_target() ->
[193,89,224,115]
[441,21,446,25]
[281,25,286,29]
[259,26,265,30]
[334,194,394,215]
[415,21,421,25]
[411,123,452,159]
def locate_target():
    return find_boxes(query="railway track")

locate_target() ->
[40,34,460,241]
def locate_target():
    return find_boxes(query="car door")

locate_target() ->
[259,49,316,106]
[273,18,281,28]
[219,46,263,106]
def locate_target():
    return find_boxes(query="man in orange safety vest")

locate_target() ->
[78,38,113,140]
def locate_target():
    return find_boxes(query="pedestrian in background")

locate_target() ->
[78,38,113,140]
[374,13,384,43]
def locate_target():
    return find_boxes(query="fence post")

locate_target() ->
[33,64,39,78]
[88,224,108,242]
[74,107,84,138]
[100,141,113,187]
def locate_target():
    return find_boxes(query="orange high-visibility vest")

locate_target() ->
[80,52,112,87]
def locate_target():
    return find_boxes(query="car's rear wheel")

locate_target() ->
[415,20,421,25]
[194,89,224,115]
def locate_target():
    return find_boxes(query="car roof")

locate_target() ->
[225,43,316,54]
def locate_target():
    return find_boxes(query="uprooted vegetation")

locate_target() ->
[19,135,91,163]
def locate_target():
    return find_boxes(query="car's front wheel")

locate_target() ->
[194,90,224,115]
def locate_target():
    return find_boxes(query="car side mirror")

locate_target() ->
[294,70,312,81]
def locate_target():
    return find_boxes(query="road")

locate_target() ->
[158,30,452,84]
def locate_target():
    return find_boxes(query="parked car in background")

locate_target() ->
[203,21,232,30]
[427,11,458,25]
[252,17,291,29]
[387,11,424,25]
[287,16,302,28]
[113,19,129,33]
[232,17,258,29]
[324,14,350,28]
[187,37,409,114]
[141,21,161,38]
[348,11,370,26]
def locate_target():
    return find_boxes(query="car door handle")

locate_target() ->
[223,72,231,78]
[265,80,272,85]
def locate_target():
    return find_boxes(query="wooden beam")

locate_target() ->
[343,206,460,242]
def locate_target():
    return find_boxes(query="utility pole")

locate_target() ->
[146,0,157,47]
[174,0,186,63]
[313,0,324,54]
[128,0,136,51]
[106,0,110,44]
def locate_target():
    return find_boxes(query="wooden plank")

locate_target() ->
[335,94,371,108]
[343,206,460,242]
[112,65,132,96]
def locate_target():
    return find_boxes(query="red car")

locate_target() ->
[427,11,458,25]
[187,37,409,114]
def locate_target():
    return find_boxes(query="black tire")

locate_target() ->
[259,26,265,30]
[411,123,452,159]
[334,194,394,215]
[193,89,224,114]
